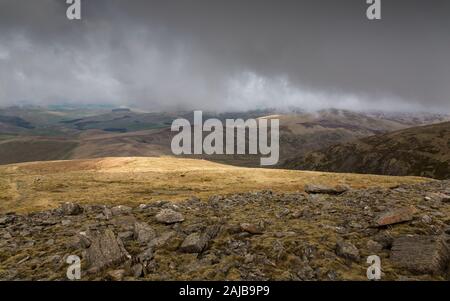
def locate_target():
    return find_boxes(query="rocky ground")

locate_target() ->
[1,180,450,281]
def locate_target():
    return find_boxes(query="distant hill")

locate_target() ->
[0,115,34,129]
[68,109,429,167]
[283,122,450,179]
[0,138,78,165]
[0,105,449,167]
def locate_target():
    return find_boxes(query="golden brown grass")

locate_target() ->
[0,156,431,214]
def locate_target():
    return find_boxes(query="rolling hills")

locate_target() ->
[1,106,448,167]
[284,121,450,179]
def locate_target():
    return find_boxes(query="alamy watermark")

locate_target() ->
[66,0,81,20]
[366,0,382,20]
[66,255,81,280]
[170,111,279,166]
[367,255,382,280]
[65,1,381,21]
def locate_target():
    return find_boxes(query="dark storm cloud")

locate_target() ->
[0,0,449,112]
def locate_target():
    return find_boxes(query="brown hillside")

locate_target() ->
[284,122,450,179]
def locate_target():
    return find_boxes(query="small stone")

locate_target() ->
[349,221,363,229]
[111,205,132,216]
[366,240,383,253]
[107,269,125,281]
[421,215,432,224]
[61,202,83,216]
[138,204,150,210]
[240,223,264,235]
[179,232,208,253]
[46,255,61,265]
[336,240,360,261]
[305,184,350,195]
[155,209,185,224]
[297,264,316,280]
[95,213,105,220]
[0,215,15,225]
[153,200,169,207]
[137,248,154,265]
[244,254,255,264]
[112,215,137,231]
[20,230,31,237]
[134,222,156,244]
[103,207,113,220]
[78,232,92,248]
[2,232,12,239]
[131,264,143,278]
[372,232,394,249]
[23,240,35,248]
[274,231,296,238]
[61,219,72,226]
[327,270,339,281]
[148,231,176,249]
[375,206,416,226]
[425,192,450,203]
[118,231,134,241]
[276,208,290,218]
[291,211,303,218]
[204,225,221,240]
[226,225,242,234]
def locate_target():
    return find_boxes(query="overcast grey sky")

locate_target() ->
[0,0,449,112]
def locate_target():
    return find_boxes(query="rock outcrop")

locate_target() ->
[1,179,450,281]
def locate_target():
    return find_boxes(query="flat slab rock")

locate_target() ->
[390,235,450,275]
[304,184,349,195]
[375,206,417,227]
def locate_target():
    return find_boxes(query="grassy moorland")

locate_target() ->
[0,157,430,214]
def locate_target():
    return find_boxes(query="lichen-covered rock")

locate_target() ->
[133,222,156,244]
[336,241,360,261]
[179,232,208,253]
[155,209,184,224]
[366,240,383,253]
[61,202,83,216]
[390,235,450,275]
[107,269,126,281]
[82,229,130,274]
[305,184,350,195]
[148,231,176,249]
[111,205,132,216]
[240,223,264,235]
[425,192,450,203]
[112,215,137,231]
